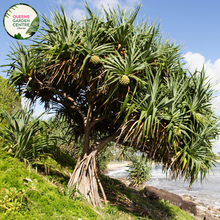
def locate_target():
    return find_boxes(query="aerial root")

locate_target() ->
[67,152,107,207]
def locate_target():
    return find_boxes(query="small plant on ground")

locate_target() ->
[128,155,152,187]
[0,187,23,213]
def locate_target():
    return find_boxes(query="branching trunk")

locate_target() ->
[67,133,118,207]
[67,151,106,207]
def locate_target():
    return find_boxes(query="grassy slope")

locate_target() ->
[0,149,195,220]
[0,149,100,220]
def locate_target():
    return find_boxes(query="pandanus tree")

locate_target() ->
[3,4,219,206]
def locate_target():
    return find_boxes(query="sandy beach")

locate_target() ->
[106,161,132,170]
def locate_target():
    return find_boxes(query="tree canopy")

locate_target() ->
[2,4,219,206]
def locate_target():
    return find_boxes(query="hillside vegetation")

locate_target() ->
[0,148,195,220]
[0,76,20,113]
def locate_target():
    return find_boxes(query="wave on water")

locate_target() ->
[105,163,220,209]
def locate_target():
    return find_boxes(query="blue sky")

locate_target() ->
[1,0,220,152]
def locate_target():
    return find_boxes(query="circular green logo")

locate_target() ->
[3,3,39,39]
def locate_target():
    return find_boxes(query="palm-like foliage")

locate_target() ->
[2,43,39,90]
[107,35,146,72]
[103,5,141,46]
[2,3,219,205]
[119,67,219,185]
[128,156,152,187]
[0,108,54,162]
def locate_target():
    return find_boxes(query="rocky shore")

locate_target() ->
[105,162,220,220]
[184,195,220,220]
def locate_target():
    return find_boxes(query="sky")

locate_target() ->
[1,0,220,152]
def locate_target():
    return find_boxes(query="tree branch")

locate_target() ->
[34,75,86,124]
[50,97,84,129]
[49,88,86,122]
[94,132,120,154]
[89,113,116,129]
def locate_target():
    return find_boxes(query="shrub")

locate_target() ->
[128,156,151,187]
[0,108,55,163]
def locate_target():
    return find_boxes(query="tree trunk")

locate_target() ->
[67,133,118,207]
[67,150,107,207]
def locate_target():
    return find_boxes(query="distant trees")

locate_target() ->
[0,76,20,114]
[0,76,21,131]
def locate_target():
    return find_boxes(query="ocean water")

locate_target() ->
[105,162,220,209]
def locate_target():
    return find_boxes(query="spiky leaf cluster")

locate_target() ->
[128,156,152,187]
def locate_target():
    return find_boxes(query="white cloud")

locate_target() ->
[184,52,205,72]
[211,94,220,112]
[212,138,220,154]
[184,52,220,114]
[87,0,141,12]
[184,52,220,115]
[184,52,220,91]
[56,0,85,19]
[184,51,220,117]
[126,0,140,5]
[71,8,85,20]
[88,0,120,10]
[57,0,141,19]
[184,52,220,153]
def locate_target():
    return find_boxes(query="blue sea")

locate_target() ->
[105,162,220,209]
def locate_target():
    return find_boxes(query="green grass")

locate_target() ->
[100,175,195,220]
[0,148,195,219]
[0,149,100,220]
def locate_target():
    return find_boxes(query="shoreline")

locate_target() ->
[106,160,220,171]
[105,161,220,219]
[106,161,132,170]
